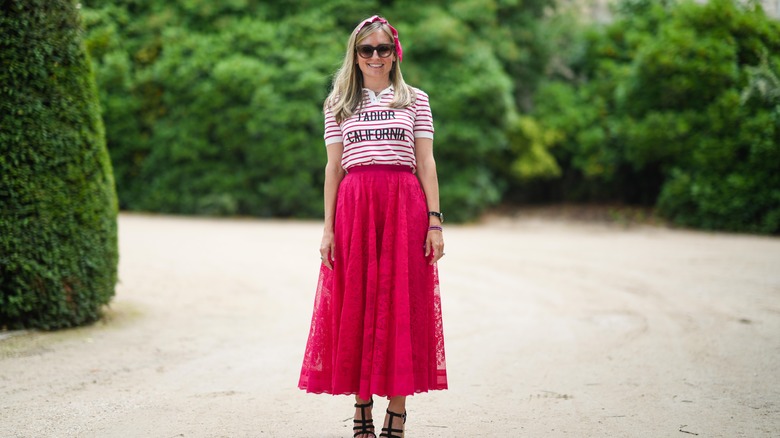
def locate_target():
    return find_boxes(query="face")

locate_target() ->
[355,29,395,84]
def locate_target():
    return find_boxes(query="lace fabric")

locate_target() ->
[298,167,448,400]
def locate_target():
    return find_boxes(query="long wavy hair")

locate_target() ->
[325,19,415,124]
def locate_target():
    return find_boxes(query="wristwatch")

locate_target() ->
[428,211,444,222]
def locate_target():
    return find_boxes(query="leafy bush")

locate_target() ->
[0,0,119,329]
[80,0,778,232]
[81,0,556,222]
[528,0,780,233]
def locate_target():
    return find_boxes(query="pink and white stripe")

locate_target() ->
[324,86,434,171]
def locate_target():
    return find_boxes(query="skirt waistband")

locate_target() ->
[346,164,414,174]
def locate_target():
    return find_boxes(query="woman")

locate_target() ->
[298,15,448,438]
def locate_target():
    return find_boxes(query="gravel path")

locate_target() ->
[1,213,779,437]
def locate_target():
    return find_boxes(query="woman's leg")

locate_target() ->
[387,395,406,414]
[354,395,375,438]
[381,396,406,437]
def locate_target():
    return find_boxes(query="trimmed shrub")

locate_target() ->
[0,0,119,329]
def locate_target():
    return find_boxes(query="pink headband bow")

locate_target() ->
[354,15,403,62]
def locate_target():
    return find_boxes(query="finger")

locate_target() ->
[320,248,332,270]
[424,238,431,257]
[431,246,444,265]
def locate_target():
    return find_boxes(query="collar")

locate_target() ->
[363,85,393,104]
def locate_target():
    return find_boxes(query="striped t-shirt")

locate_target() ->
[324,85,434,171]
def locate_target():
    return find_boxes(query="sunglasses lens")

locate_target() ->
[357,46,374,58]
[377,45,393,57]
[357,45,394,58]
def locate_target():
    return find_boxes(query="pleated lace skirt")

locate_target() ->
[298,165,448,400]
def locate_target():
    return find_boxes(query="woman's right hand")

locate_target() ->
[320,230,335,270]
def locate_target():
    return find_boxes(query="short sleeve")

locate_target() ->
[413,90,434,140]
[324,106,343,146]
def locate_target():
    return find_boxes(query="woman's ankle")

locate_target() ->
[386,396,406,413]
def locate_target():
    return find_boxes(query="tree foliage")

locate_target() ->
[81,0,555,221]
[0,0,119,329]
[81,0,780,233]
[526,0,780,233]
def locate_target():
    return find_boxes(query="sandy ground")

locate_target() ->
[1,213,779,438]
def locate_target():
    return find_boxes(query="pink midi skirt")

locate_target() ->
[298,165,448,400]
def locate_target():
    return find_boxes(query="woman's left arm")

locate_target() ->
[415,137,444,265]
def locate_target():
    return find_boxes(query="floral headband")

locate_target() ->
[354,15,403,62]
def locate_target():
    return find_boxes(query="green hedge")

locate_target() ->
[80,0,554,222]
[523,0,780,233]
[0,0,119,329]
[79,0,778,233]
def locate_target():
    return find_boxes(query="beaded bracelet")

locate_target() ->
[428,225,443,232]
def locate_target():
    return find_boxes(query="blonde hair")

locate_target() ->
[325,20,415,124]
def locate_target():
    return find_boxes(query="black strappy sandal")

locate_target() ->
[353,399,377,438]
[379,409,406,438]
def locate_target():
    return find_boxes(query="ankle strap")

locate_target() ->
[354,399,374,408]
[385,409,406,422]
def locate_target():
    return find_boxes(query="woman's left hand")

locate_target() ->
[425,230,444,265]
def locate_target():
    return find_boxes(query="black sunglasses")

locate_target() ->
[356,44,394,59]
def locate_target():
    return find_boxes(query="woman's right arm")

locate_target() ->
[320,142,345,270]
